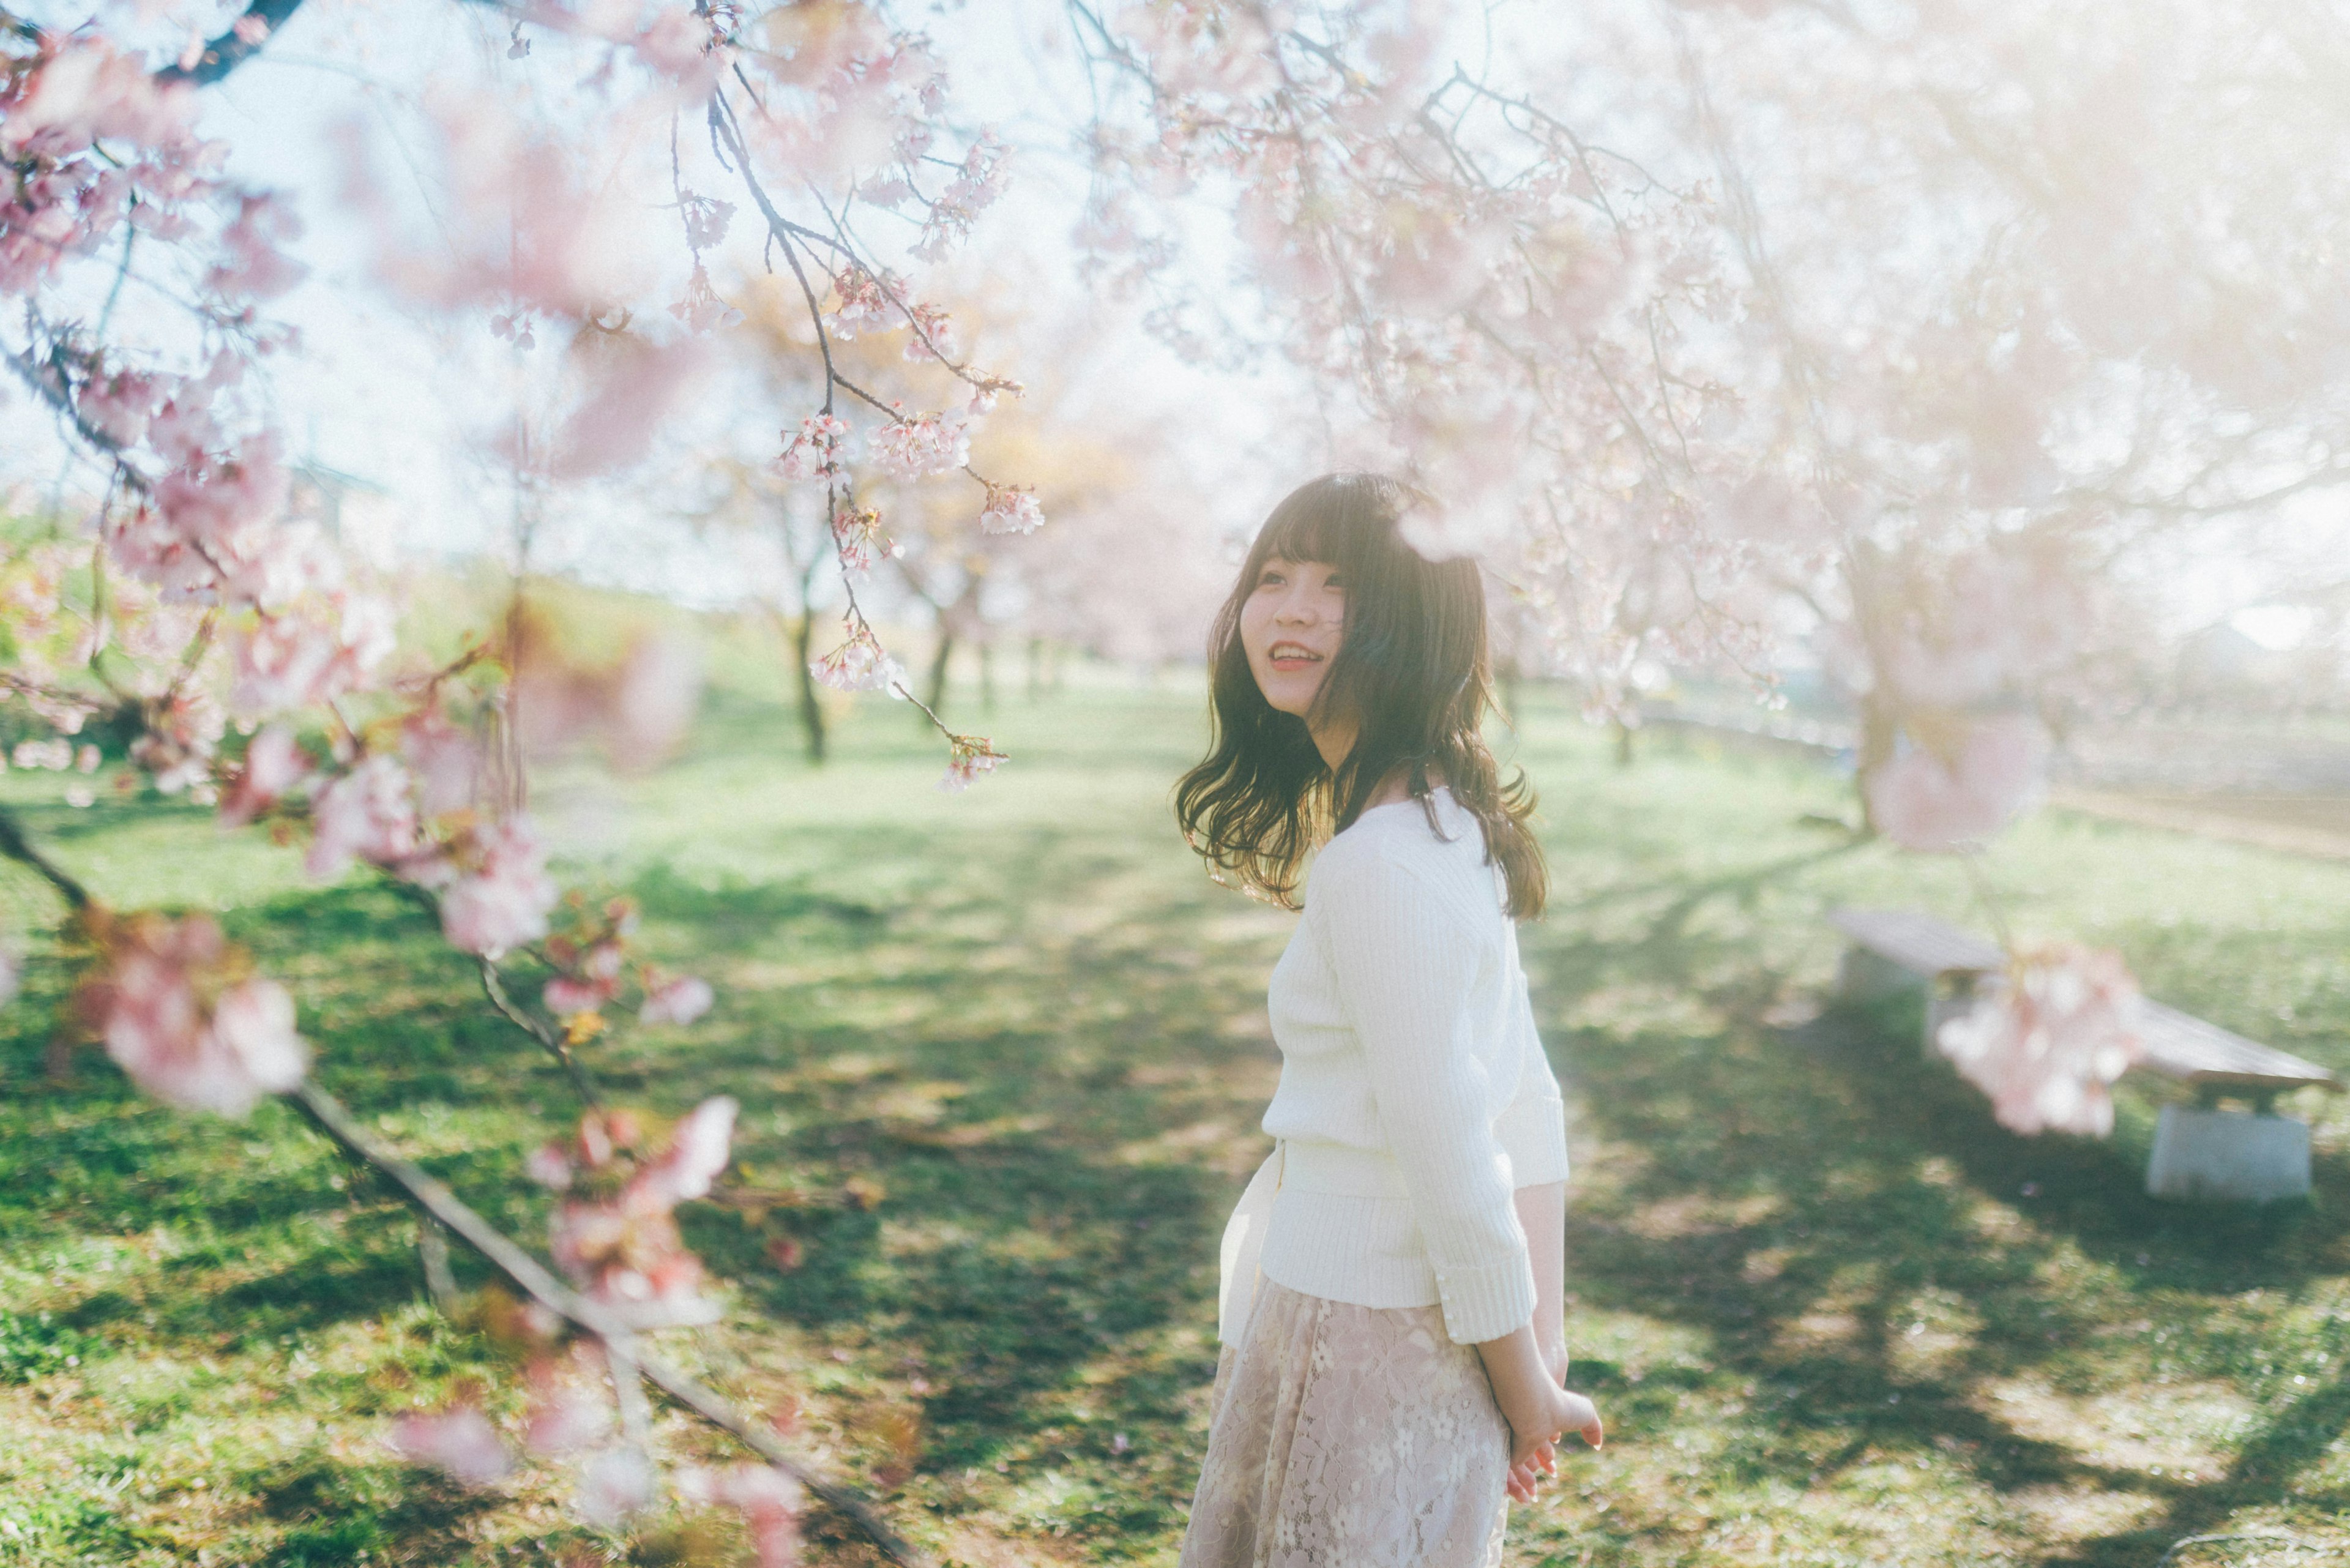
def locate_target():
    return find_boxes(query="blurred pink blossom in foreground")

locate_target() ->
[1867,712,2051,851]
[639,975,714,1026]
[217,726,313,828]
[439,819,561,958]
[576,1443,657,1526]
[679,1462,805,1567]
[80,913,309,1117]
[1936,944,2144,1138]
[521,1346,613,1457]
[540,1097,739,1328]
[387,1405,514,1487]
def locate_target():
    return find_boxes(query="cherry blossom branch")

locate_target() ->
[0,804,95,911]
[154,0,307,88]
[477,955,600,1107]
[286,1078,934,1568]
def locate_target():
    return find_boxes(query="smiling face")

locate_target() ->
[1239,555,1346,720]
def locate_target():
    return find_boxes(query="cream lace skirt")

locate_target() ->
[1177,1280,1512,1568]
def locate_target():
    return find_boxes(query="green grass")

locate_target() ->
[3,673,2349,1567]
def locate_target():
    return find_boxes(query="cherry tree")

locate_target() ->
[7,0,2348,1549]
[0,2,1045,1558]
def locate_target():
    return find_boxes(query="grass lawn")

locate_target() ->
[3,670,2348,1567]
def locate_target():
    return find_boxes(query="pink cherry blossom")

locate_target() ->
[543,976,611,1017]
[206,191,306,302]
[83,914,309,1118]
[829,499,887,575]
[521,1350,613,1457]
[913,133,1010,260]
[576,1444,657,1526]
[227,591,397,717]
[810,625,908,695]
[775,414,847,483]
[549,338,711,480]
[632,1096,737,1208]
[866,409,972,479]
[128,685,226,794]
[527,1140,576,1190]
[306,755,421,880]
[826,266,905,338]
[1866,713,2051,852]
[150,438,291,564]
[547,1096,737,1328]
[900,299,960,364]
[939,734,1007,794]
[679,1463,805,1568]
[1936,945,2144,1138]
[218,726,313,828]
[400,709,482,819]
[977,485,1045,537]
[387,1406,515,1487]
[0,38,199,160]
[439,818,559,958]
[639,976,713,1027]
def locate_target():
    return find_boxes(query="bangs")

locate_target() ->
[1247,471,1415,573]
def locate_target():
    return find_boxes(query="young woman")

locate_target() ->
[1173,473,1602,1568]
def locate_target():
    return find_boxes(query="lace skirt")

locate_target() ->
[1177,1280,1512,1568]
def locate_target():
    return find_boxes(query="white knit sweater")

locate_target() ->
[1247,786,1571,1345]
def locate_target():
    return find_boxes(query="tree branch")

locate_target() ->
[154,0,308,88]
[0,805,94,911]
[287,1078,934,1568]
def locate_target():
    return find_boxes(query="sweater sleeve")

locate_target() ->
[1316,843,1536,1343]
[1493,988,1571,1188]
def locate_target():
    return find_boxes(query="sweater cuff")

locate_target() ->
[1433,1252,1538,1344]
[1494,1092,1571,1188]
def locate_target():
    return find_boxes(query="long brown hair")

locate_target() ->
[1173,472,1548,917]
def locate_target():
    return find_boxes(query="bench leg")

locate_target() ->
[2146,1103,2311,1203]
[1837,947,1922,1002]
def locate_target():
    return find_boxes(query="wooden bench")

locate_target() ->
[1827,906,2343,1202]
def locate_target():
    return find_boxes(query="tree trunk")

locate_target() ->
[1613,718,1635,767]
[1856,693,1898,832]
[924,630,955,723]
[791,610,827,765]
[979,641,996,714]
[1027,637,1046,702]
[1499,655,1523,728]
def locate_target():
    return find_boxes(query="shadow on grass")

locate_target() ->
[1526,852,2350,1566]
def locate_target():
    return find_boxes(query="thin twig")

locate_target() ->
[477,956,600,1107]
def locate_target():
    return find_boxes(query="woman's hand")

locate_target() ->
[1476,1322,1603,1504]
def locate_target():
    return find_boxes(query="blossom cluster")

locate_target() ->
[70,909,309,1118]
[1936,945,2145,1138]
[809,621,909,696]
[533,1098,740,1329]
[775,414,847,483]
[538,893,714,1034]
[939,733,1007,794]
[386,1089,800,1556]
[867,408,974,480]
[1865,711,2052,853]
[978,483,1045,537]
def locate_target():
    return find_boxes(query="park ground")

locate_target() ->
[3,653,2349,1568]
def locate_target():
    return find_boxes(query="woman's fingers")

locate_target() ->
[1561,1389,1605,1449]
